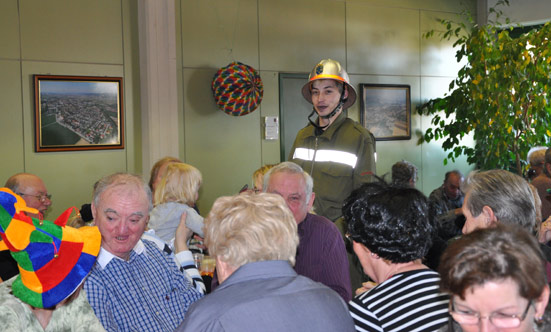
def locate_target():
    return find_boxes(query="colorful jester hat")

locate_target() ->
[0,188,100,308]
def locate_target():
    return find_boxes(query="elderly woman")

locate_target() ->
[438,224,550,331]
[391,160,418,188]
[177,192,355,331]
[344,182,449,331]
[461,169,536,235]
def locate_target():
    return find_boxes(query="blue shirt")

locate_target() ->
[177,260,356,332]
[84,239,203,332]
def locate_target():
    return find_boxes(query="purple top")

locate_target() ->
[295,213,352,302]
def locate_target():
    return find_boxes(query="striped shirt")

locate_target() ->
[349,269,449,332]
[142,231,206,294]
[84,239,203,332]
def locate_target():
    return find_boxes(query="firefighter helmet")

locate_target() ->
[301,59,356,110]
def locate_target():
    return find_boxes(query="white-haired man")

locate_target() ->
[84,173,203,332]
[264,162,352,301]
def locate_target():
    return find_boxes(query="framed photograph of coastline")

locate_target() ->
[34,75,124,152]
[359,84,411,141]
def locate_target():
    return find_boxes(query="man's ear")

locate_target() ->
[481,205,497,226]
[342,84,349,99]
[91,202,97,220]
[307,192,315,211]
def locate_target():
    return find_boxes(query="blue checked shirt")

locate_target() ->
[142,231,206,294]
[84,239,203,332]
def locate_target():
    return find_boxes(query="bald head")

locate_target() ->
[5,173,51,217]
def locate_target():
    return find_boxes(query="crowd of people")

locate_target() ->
[1,58,551,332]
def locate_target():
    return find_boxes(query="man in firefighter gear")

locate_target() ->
[289,59,376,222]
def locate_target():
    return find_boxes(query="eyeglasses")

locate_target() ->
[450,299,532,328]
[17,192,52,202]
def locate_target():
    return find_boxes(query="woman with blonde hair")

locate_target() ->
[251,164,276,192]
[149,162,204,243]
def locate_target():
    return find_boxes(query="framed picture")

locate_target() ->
[359,84,411,141]
[34,75,124,152]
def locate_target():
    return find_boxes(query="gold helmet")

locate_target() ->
[301,59,356,110]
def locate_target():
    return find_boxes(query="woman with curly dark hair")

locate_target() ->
[438,224,550,332]
[343,181,449,331]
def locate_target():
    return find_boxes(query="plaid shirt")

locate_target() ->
[84,239,203,332]
[142,231,206,294]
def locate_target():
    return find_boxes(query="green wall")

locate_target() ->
[178,0,476,213]
[0,0,476,219]
[0,0,141,219]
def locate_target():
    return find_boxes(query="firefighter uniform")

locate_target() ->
[289,111,376,221]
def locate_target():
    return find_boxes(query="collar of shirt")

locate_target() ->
[96,239,145,269]
[321,111,347,138]
[218,260,297,291]
[305,111,346,139]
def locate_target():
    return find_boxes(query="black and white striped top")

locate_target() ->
[349,269,449,332]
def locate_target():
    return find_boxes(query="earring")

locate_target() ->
[535,316,543,324]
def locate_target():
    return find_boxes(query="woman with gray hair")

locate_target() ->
[177,192,355,332]
[461,169,536,234]
[391,160,418,187]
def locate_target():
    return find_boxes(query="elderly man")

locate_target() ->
[177,193,355,332]
[527,146,547,180]
[84,173,202,332]
[1,173,52,282]
[4,173,51,219]
[428,170,465,241]
[264,162,351,301]
[531,148,551,221]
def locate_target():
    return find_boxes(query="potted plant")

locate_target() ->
[418,0,551,175]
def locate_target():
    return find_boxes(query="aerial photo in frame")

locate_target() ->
[34,75,124,152]
[360,84,411,141]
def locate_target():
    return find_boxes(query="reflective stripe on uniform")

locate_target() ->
[293,148,358,168]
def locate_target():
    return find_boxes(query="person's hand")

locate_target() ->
[174,212,193,253]
[355,281,377,295]
[191,234,207,250]
[539,216,551,244]
[454,207,463,216]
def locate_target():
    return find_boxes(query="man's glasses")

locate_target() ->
[17,192,52,202]
[450,299,532,328]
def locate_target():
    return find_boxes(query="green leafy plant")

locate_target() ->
[418,0,551,175]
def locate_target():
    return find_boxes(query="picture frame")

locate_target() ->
[34,75,124,152]
[359,84,411,141]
